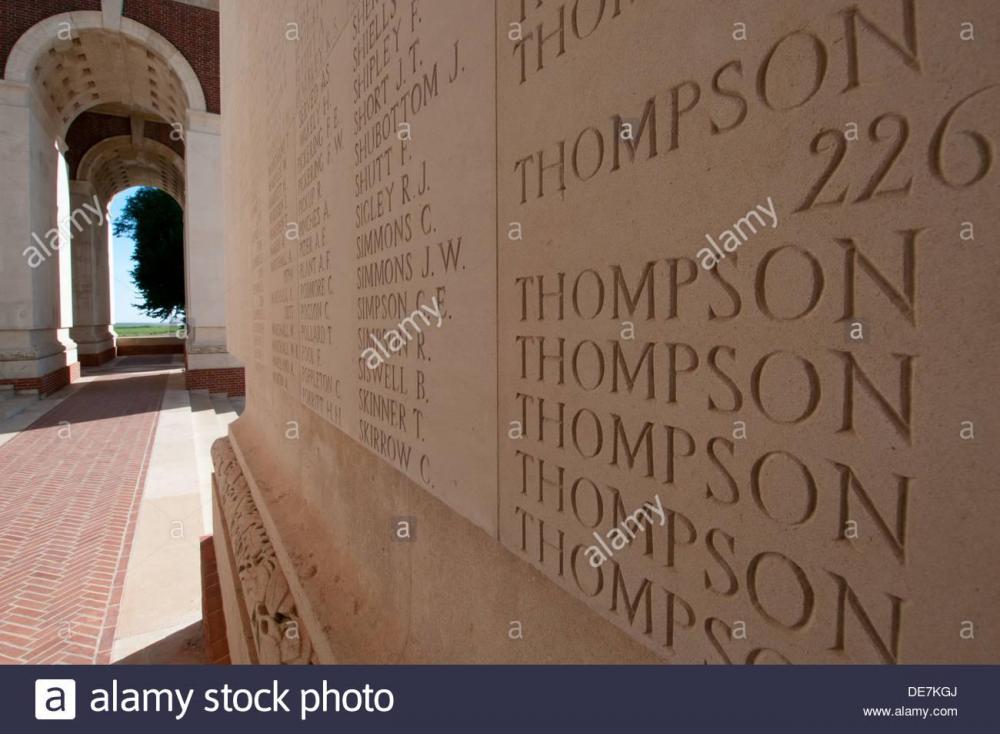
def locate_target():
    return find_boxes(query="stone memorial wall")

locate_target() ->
[218,0,1000,663]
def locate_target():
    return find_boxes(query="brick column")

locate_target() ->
[200,535,231,664]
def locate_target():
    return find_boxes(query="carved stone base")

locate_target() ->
[210,437,317,664]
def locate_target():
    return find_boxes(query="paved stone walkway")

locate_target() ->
[0,371,167,663]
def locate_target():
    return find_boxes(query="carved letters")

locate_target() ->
[498,0,998,663]
[224,0,999,663]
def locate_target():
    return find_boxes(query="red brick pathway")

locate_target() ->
[0,371,167,663]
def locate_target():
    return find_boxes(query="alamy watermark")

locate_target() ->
[584,494,666,568]
[23,194,105,269]
[361,297,443,370]
[696,196,778,270]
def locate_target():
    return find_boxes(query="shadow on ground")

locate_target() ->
[116,621,208,664]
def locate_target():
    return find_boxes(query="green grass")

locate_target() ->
[114,324,177,336]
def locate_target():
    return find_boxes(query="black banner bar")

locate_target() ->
[7,665,994,732]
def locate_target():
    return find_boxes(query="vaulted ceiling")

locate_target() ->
[32,27,188,132]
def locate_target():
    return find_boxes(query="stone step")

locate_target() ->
[187,388,225,533]
[209,393,239,429]
[188,390,220,429]
[188,388,212,407]
[230,396,246,416]
[189,390,225,443]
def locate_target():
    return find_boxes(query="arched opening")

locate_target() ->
[78,135,185,207]
[108,185,185,336]
[1,9,234,393]
[4,12,206,132]
[0,1,234,668]
[69,133,186,364]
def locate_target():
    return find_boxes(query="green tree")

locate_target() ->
[113,187,185,321]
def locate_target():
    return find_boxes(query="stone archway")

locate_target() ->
[0,4,238,394]
[77,134,185,205]
[3,11,206,131]
[70,134,186,365]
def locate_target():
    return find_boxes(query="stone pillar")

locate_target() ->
[69,180,116,366]
[0,81,78,395]
[184,110,244,395]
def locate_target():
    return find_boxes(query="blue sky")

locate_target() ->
[109,186,167,324]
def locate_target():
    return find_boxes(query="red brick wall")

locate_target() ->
[79,348,117,367]
[124,0,220,113]
[65,112,132,178]
[0,0,100,73]
[117,343,185,356]
[145,118,186,158]
[0,361,80,396]
[185,367,245,396]
[200,535,231,665]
